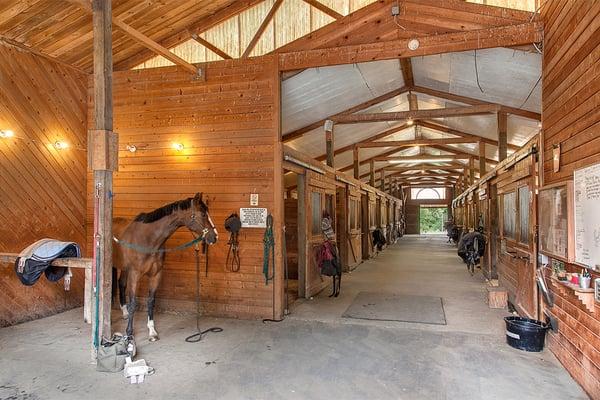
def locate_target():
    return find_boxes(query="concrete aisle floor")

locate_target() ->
[0,235,588,400]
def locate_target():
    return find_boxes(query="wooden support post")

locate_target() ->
[463,168,468,188]
[325,120,334,168]
[497,112,508,161]
[380,169,385,191]
[479,141,486,176]
[91,0,115,358]
[469,156,475,184]
[353,146,359,179]
[370,160,375,187]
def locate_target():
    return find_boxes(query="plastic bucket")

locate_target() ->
[504,316,550,352]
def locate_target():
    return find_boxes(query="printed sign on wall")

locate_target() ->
[240,208,268,228]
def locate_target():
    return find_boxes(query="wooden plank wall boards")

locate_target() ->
[0,42,87,327]
[86,55,283,320]
[541,1,600,397]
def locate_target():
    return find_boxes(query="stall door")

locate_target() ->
[361,194,370,259]
[336,187,348,272]
[515,183,537,318]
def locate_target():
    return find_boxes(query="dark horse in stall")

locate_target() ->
[113,193,218,341]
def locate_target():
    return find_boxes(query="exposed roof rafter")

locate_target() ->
[332,104,500,124]
[283,86,409,142]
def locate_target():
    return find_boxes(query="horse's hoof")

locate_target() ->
[149,335,159,342]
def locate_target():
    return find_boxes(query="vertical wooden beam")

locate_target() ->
[92,0,114,355]
[353,146,359,179]
[380,169,385,191]
[370,160,375,187]
[469,156,475,184]
[297,173,306,299]
[325,120,334,168]
[479,141,486,176]
[497,112,508,161]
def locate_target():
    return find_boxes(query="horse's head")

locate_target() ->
[187,193,218,245]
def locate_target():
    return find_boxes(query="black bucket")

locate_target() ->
[504,316,550,352]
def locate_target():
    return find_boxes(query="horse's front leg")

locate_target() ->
[126,270,140,338]
[147,271,162,342]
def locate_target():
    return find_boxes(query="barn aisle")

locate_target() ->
[291,235,508,335]
[0,236,587,400]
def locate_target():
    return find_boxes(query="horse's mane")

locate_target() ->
[134,196,208,224]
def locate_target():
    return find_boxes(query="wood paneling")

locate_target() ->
[0,0,239,72]
[87,56,281,320]
[0,42,87,327]
[542,1,600,397]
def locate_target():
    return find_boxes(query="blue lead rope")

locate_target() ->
[263,214,275,285]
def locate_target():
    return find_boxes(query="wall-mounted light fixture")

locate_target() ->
[126,144,137,153]
[408,39,420,51]
[0,130,14,138]
[406,117,414,126]
[53,141,68,150]
[172,142,184,151]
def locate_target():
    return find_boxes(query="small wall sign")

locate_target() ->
[250,193,259,206]
[240,208,267,228]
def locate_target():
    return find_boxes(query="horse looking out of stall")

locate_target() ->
[112,192,218,341]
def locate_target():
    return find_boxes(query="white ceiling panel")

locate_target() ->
[282,59,405,134]
[413,48,541,112]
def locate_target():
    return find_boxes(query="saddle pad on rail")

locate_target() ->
[14,238,81,286]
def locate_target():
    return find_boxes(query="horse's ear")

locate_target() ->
[194,192,202,202]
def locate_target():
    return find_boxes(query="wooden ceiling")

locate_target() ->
[0,0,241,72]
[0,0,536,74]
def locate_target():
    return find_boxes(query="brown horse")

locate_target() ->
[113,193,218,341]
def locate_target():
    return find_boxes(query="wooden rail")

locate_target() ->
[0,252,93,325]
[0,253,92,269]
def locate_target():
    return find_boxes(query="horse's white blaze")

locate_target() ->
[147,318,158,338]
[121,305,129,319]
[208,214,218,239]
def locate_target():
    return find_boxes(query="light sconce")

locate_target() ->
[537,121,542,128]
[408,39,420,51]
[0,130,14,138]
[172,142,184,151]
[407,117,414,126]
[126,144,137,153]
[53,141,68,150]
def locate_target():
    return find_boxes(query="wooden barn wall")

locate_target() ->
[541,1,600,397]
[0,43,87,327]
[87,56,282,320]
[403,188,451,235]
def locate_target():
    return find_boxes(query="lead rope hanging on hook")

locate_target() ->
[263,214,275,285]
[185,236,222,343]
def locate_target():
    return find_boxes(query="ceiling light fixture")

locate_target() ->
[408,39,420,51]
[126,144,137,153]
[53,141,68,150]
[407,117,414,126]
[172,142,184,151]
[0,130,14,138]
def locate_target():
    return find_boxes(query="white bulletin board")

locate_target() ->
[574,162,600,270]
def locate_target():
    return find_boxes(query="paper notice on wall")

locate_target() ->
[240,208,268,228]
[574,162,600,269]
